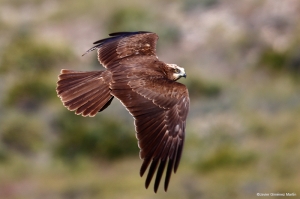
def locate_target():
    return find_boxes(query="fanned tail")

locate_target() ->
[56,69,113,117]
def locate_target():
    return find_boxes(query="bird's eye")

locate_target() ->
[175,68,180,73]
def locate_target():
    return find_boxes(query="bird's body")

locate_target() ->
[56,31,189,192]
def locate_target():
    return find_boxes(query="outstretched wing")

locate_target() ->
[110,61,190,192]
[83,31,158,68]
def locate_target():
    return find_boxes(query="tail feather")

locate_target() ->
[56,69,113,117]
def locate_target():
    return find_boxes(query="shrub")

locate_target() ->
[107,7,152,33]
[106,7,181,45]
[54,111,137,161]
[0,114,44,154]
[0,31,73,74]
[196,145,257,172]
[4,76,56,111]
[185,76,222,98]
[259,46,300,77]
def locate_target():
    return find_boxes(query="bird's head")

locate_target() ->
[166,64,186,81]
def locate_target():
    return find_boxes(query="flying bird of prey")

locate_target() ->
[56,31,189,192]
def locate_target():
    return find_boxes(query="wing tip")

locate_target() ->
[82,46,97,56]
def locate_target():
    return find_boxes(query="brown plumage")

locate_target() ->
[56,31,189,192]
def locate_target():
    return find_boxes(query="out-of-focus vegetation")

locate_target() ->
[0,32,73,73]
[0,0,299,198]
[1,113,44,155]
[54,111,137,160]
[185,76,222,98]
[259,45,300,76]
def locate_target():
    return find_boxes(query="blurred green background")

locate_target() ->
[0,0,299,198]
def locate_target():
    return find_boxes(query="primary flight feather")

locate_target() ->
[56,31,190,192]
